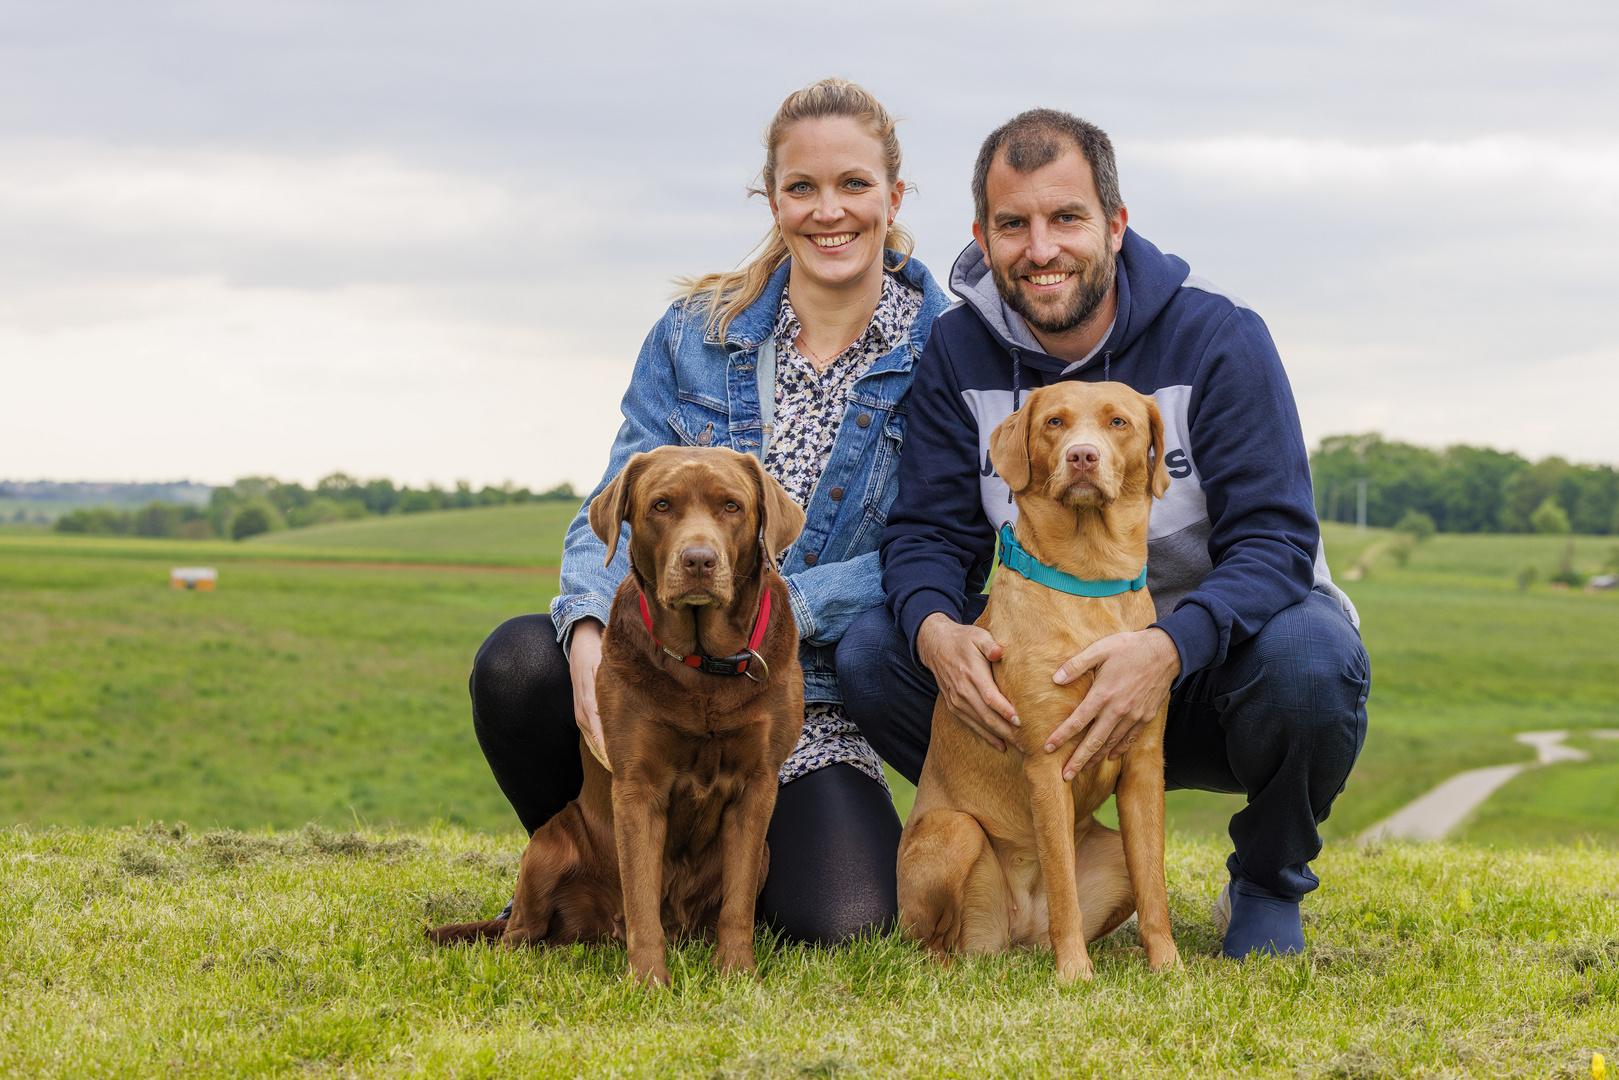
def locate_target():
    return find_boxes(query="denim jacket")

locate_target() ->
[550,255,951,704]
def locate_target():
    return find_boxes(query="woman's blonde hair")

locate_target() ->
[677,78,913,342]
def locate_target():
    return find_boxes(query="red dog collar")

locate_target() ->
[638,587,772,681]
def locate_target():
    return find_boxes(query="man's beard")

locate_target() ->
[991,246,1116,337]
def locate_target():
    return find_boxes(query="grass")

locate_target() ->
[4,509,1619,1075]
[246,502,579,566]
[3,823,1617,1078]
[4,513,1618,846]
[1318,524,1619,843]
[0,535,547,832]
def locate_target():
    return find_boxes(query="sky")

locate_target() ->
[2,0,1616,491]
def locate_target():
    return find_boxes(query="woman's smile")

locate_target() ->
[811,232,859,250]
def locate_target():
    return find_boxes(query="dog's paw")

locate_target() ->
[1056,954,1094,983]
[1147,942,1182,973]
[629,959,672,989]
[717,949,757,978]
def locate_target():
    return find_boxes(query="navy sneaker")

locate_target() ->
[1216,878,1304,960]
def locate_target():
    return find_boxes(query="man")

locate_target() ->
[837,109,1369,959]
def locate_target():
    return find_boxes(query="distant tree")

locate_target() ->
[1500,458,1572,532]
[132,502,180,537]
[54,508,131,535]
[1530,496,1572,535]
[362,479,399,515]
[230,500,282,540]
[1434,445,1524,533]
[398,490,437,514]
[1395,509,1437,542]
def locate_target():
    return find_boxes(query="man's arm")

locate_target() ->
[880,328,1001,659]
[880,327,1017,748]
[1152,306,1319,676]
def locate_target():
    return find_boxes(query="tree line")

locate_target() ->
[1310,434,1619,535]
[53,473,577,540]
[47,433,1619,543]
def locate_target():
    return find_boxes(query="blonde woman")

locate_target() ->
[469,79,950,943]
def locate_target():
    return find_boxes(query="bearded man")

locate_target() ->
[836,109,1370,959]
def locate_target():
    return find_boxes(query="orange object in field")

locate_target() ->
[169,567,217,591]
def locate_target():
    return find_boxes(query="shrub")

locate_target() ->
[230,502,281,541]
[1516,564,1539,591]
[1395,509,1436,542]
[1530,497,1572,535]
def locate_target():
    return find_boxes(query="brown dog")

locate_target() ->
[896,380,1180,981]
[429,445,806,987]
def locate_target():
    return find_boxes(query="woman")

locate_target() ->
[470,78,950,944]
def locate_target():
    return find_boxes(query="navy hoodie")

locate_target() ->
[880,229,1357,678]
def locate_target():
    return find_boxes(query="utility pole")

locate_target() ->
[1356,478,1368,532]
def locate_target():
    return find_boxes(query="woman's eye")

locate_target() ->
[724,501,740,513]
[788,182,811,195]
[653,500,670,512]
[1111,417,1127,427]
[845,178,870,190]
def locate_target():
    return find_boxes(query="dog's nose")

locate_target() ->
[681,545,718,576]
[1066,444,1100,472]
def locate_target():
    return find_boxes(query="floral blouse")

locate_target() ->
[765,272,923,790]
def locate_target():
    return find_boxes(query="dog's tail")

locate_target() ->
[425,918,508,945]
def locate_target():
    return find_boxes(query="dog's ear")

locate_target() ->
[1146,397,1171,500]
[988,401,1034,493]
[588,453,646,566]
[739,454,805,567]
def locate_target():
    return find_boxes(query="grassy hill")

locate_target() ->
[246,501,580,565]
[1,511,1616,844]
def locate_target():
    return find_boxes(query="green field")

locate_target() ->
[4,510,1619,1077]
[3,825,1617,1078]
[245,502,578,566]
[1,515,1617,844]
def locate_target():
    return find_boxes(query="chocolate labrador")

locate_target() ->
[429,445,806,986]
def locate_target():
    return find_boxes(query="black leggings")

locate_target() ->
[469,614,901,945]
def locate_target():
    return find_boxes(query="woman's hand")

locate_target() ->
[568,620,610,771]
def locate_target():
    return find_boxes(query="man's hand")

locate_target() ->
[568,620,610,771]
[1046,628,1180,780]
[916,611,1019,751]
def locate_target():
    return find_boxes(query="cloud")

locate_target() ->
[0,143,526,245]
[1129,135,1619,210]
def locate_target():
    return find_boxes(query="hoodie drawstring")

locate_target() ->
[1008,349,1022,503]
[1103,350,1113,381]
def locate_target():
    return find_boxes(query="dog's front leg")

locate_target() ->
[1115,710,1180,972]
[611,772,672,987]
[1024,754,1090,982]
[715,769,776,976]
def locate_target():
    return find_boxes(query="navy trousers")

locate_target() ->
[836,589,1369,901]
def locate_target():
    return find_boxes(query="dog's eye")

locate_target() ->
[724,501,740,513]
[653,499,670,512]
[1110,417,1127,427]
[1046,416,1063,427]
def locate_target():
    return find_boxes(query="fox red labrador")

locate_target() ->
[897,380,1180,981]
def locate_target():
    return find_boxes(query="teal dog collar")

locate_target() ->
[997,523,1147,598]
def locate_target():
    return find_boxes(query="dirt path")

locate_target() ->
[1358,730,1596,843]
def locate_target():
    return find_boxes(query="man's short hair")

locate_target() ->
[972,109,1122,226]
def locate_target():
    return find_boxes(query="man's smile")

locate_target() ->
[1023,271,1074,289]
